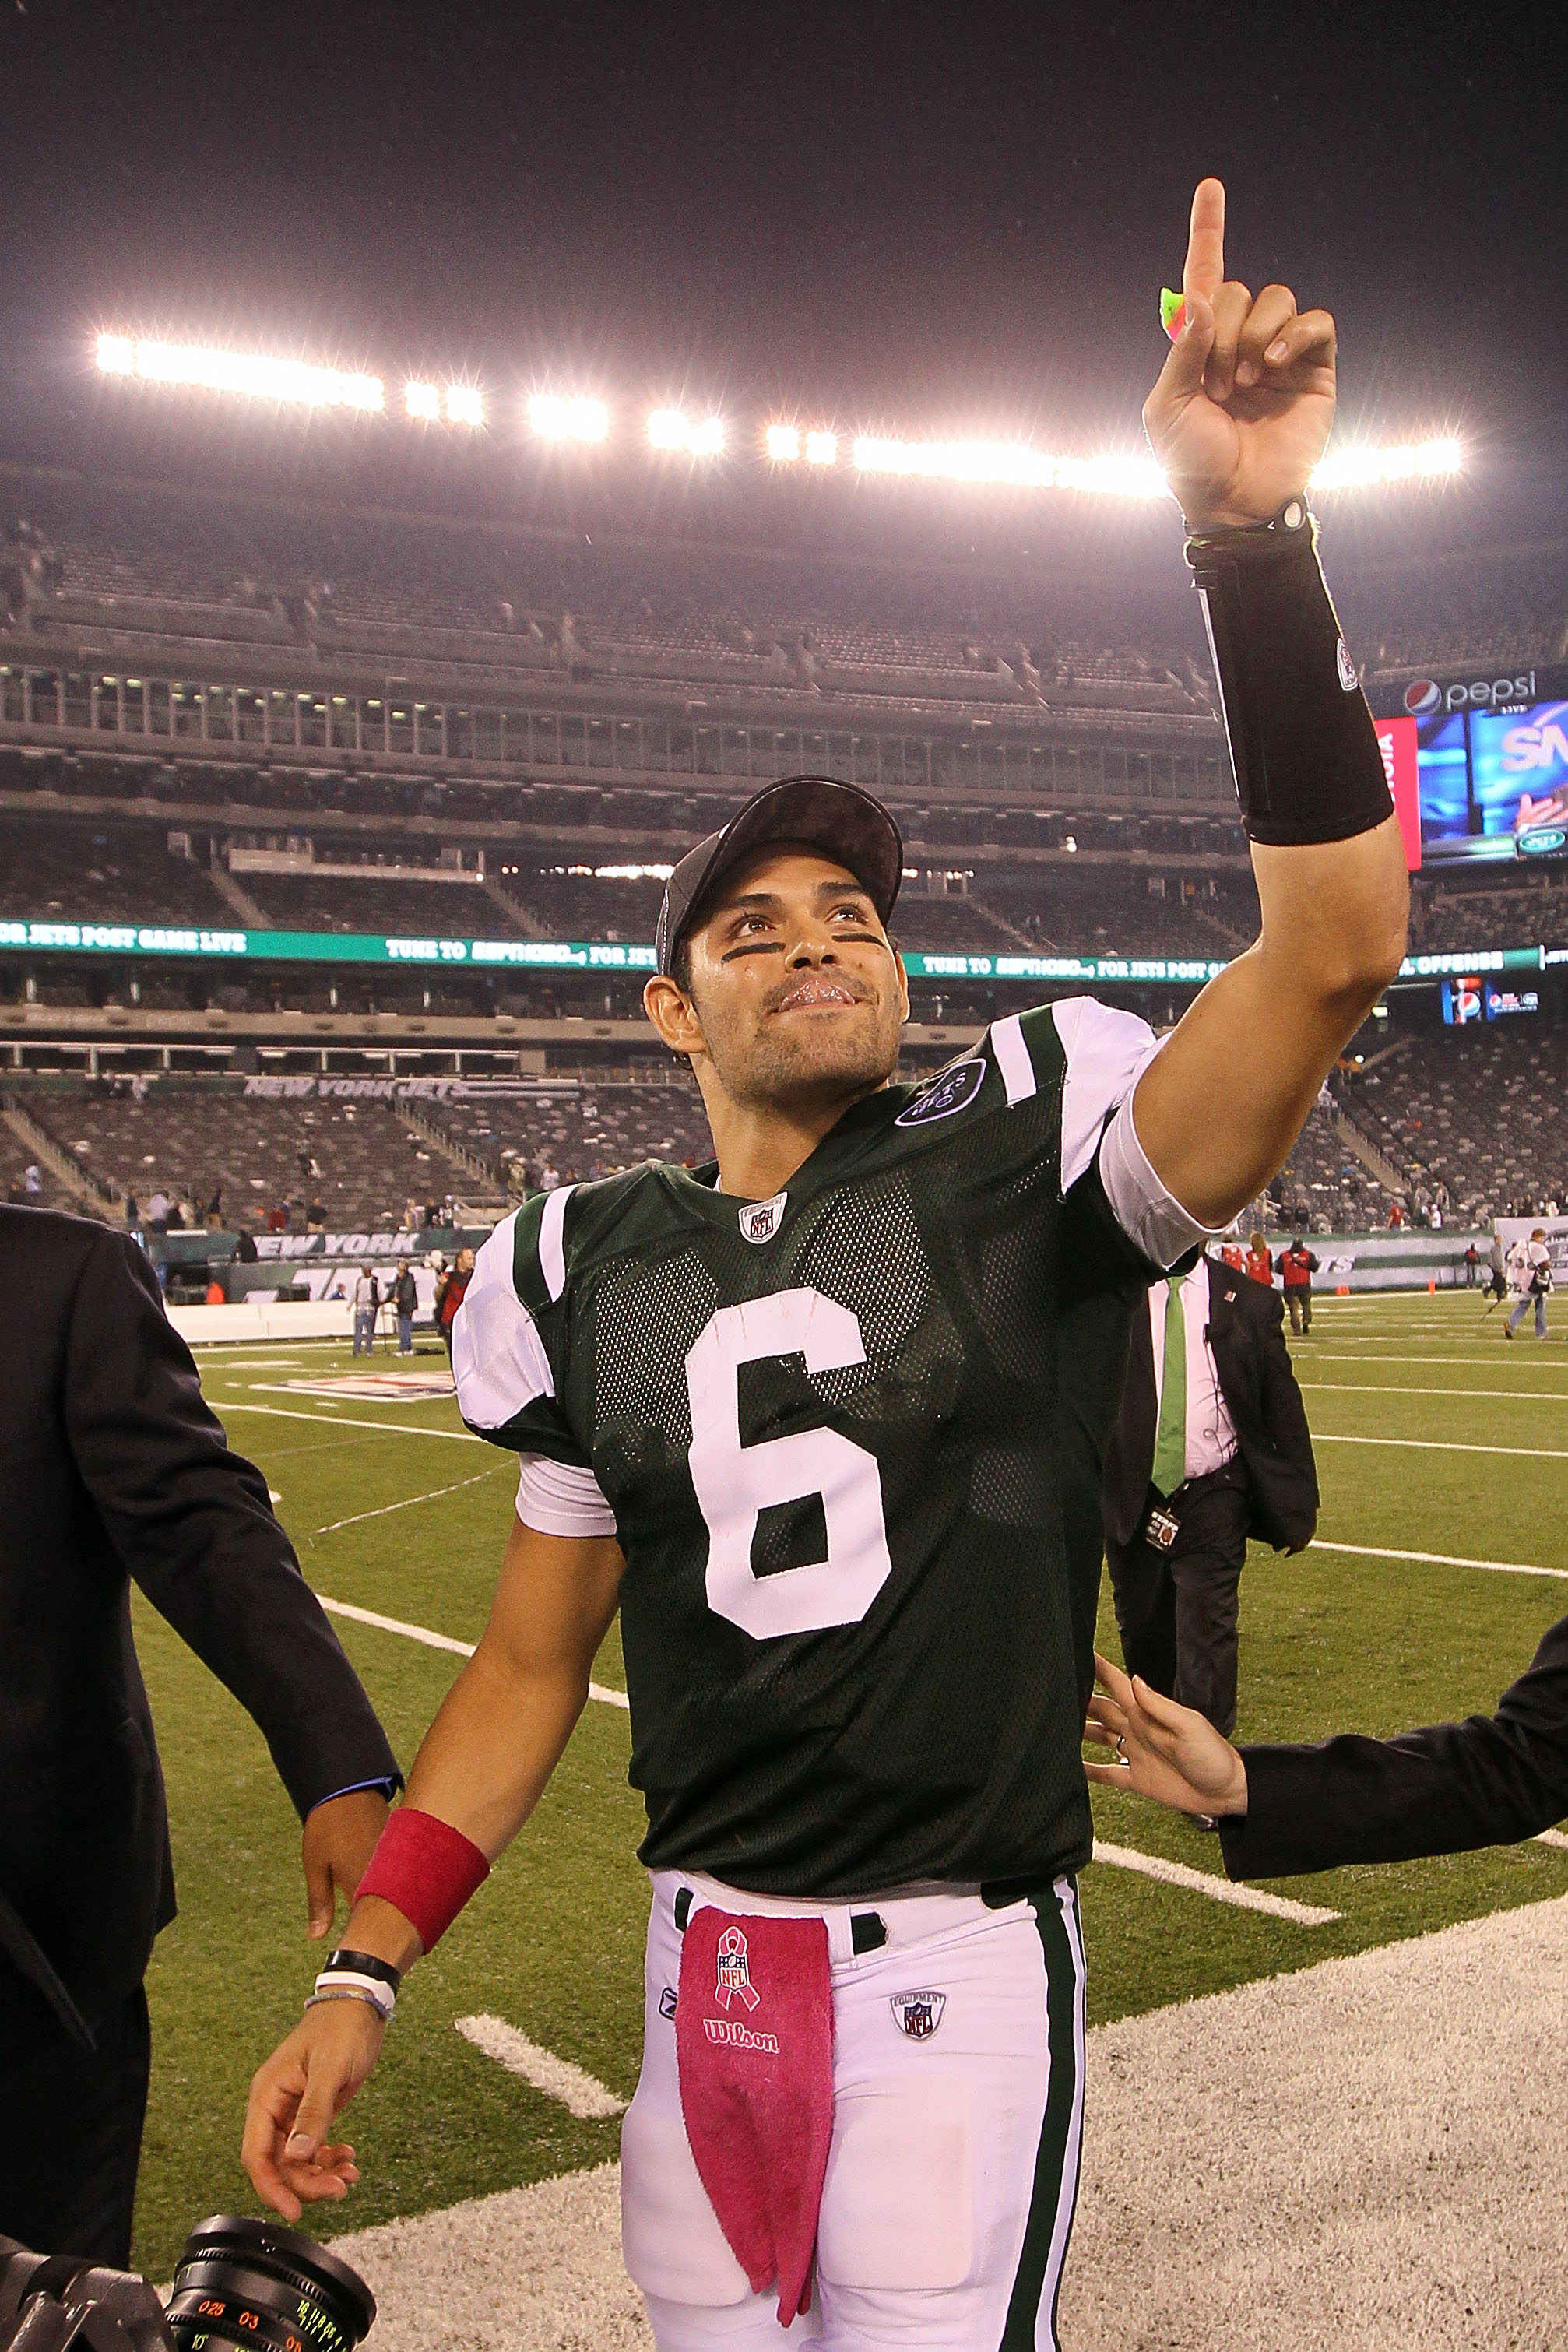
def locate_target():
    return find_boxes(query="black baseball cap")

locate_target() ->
[655,775,904,978]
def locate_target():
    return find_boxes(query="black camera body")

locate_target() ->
[0,2220,374,2352]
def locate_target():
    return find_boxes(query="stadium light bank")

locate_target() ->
[93,336,1461,497]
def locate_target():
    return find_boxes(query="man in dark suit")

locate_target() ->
[1085,1616,1568,1875]
[0,1205,401,2265]
[1103,1247,1318,1739]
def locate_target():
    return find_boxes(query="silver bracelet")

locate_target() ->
[305,1979,394,2023]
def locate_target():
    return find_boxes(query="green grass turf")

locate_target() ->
[130,1301,1568,2275]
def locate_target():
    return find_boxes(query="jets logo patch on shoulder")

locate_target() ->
[738,1191,786,1244]
[895,1058,986,1127]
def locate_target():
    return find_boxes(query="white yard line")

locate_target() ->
[1314,1431,1568,1462]
[1303,1380,1568,1404]
[317,1594,631,1710]
[220,1400,481,1442]
[1534,1829,1568,1851]
[1311,1538,1568,1582]
[1092,1840,1340,1925]
[311,1469,502,1535]
[455,2016,626,2119]
[1304,1352,1568,1369]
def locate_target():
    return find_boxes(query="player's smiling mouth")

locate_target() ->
[768,976,863,1014]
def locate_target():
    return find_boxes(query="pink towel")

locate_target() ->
[675,1906,835,2326]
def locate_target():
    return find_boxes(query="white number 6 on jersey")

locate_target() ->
[685,1288,894,1639]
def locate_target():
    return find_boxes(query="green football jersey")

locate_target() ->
[454,997,1180,1897]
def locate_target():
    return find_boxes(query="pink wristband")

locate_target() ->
[356,1807,490,1953]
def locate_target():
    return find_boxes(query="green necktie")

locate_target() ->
[1151,1277,1187,1498]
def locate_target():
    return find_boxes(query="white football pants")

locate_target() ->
[621,1868,1086,2351]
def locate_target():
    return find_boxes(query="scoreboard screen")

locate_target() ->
[1413,700,1568,867]
[1373,664,1568,867]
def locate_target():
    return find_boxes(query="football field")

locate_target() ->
[131,1292,1568,2336]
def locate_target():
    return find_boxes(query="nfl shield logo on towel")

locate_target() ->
[891,1989,945,2040]
[715,1924,761,2011]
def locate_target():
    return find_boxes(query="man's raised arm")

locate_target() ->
[1130,180,1409,1229]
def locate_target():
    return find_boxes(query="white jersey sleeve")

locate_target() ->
[453,1208,617,1535]
[988,999,1222,1273]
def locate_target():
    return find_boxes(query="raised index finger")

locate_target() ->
[1183,177,1225,301]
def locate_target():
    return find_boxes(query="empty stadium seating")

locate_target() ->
[0,817,237,925]
[1341,1024,1568,1221]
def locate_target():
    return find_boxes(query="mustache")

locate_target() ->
[761,970,876,1014]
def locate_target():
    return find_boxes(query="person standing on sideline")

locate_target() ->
[351,1267,378,1356]
[240,181,1408,2347]
[434,1246,474,1358]
[1275,1236,1319,1333]
[1488,1231,1507,1302]
[1462,1241,1480,1288]
[1243,1229,1273,1285]
[1104,1248,1318,1745]
[0,1204,399,2265]
[1504,1228,1552,1340]
[392,1260,418,1355]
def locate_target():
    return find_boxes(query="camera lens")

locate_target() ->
[164,2219,374,2352]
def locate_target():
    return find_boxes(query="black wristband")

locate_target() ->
[1187,501,1394,848]
[324,1946,404,1995]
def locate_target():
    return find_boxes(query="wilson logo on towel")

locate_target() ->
[715,1924,761,2012]
[703,2017,780,2054]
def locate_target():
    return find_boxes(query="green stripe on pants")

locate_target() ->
[1000,1876,1086,2352]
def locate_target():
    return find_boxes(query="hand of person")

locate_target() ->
[302,1787,390,1941]
[1084,1650,1250,1816]
[1144,178,1337,529]
[1284,1512,1318,1558]
[242,1998,385,2222]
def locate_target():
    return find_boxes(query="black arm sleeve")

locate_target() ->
[1218,1612,1568,1878]
[64,1231,401,1817]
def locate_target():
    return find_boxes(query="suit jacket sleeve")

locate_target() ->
[62,1229,400,1816]
[1254,1291,1318,1520]
[1218,1611,1568,1876]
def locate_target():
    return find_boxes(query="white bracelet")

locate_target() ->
[307,1972,395,2022]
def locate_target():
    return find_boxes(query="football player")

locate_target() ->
[242,180,1410,2350]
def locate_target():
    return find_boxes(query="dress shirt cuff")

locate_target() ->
[308,1775,403,1812]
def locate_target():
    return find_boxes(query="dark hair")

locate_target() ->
[671,933,694,997]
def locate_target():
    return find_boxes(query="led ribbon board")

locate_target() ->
[0,920,1552,986]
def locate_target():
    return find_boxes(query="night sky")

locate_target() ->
[0,1,1562,558]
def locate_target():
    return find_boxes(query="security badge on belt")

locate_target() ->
[1144,1501,1182,1552]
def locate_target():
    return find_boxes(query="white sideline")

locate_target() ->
[1092,1839,1340,1925]
[455,2015,627,2119]
[1311,1538,1568,1582]
[1315,1430,1568,1461]
[318,1593,631,1710]
[219,1399,482,1441]
[311,1468,502,1535]
[1303,1380,1568,1404]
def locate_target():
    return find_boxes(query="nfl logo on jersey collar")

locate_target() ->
[890,1988,946,2039]
[738,1191,786,1244]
